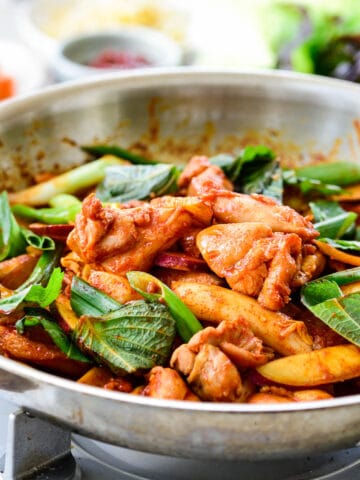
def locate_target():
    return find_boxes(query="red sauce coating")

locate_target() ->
[88,49,151,69]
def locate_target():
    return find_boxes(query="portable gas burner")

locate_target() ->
[0,400,359,480]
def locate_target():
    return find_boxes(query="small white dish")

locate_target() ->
[52,28,183,81]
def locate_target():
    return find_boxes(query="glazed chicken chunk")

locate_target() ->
[171,319,272,402]
[178,155,318,240]
[67,194,212,275]
[209,191,318,240]
[142,366,199,401]
[178,155,233,195]
[197,223,314,311]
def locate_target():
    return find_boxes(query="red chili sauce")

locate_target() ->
[88,49,151,69]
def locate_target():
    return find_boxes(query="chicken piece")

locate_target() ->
[247,386,333,404]
[179,228,203,258]
[291,244,326,287]
[0,325,89,378]
[247,393,295,404]
[207,190,318,240]
[68,194,213,275]
[103,377,133,392]
[61,251,85,277]
[172,343,243,402]
[178,155,233,195]
[178,155,316,239]
[177,155,210,188]
[197,223,303,311]
[143,366,199,401]
[197,319,273,367]
[171,319,272,402]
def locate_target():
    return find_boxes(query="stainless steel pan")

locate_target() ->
[1,69,360,460]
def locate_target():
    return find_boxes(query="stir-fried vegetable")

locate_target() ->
[8,157,126,206]
[70,276,122,316]
[73,301,176,374]
[127,271,203,342]
[69,276,177,372]
[16,307,90,363]
[82,144,158,165]
[211,145,282,202]
[310,200,357,239]
[0,191,26,260]
[96,164,180,203]
[301,267,360,346]
[257,345,360,386]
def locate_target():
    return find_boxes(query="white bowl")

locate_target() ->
[52,28,183,81]
[15,0,189,60]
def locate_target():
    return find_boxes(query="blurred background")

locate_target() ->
[1,0,360,100]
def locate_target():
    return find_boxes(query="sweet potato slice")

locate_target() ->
[53,295,79,332]
[172,282,313,356]
[256,344,360,386]
[0,254,39,289]
[0,325,88,378]
[78,366,113,387]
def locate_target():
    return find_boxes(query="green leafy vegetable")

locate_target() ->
[295,162,360,187]
[210,145,282,202]
[16,307,90,363]
[266,2,360,81]
[301,267,360,346]
[311,267,360,286]
[283,169,343,195]
[96,164,180,203]
[242,160,283,201]
[127,271,202,342]
[209,153,236,173]
[0,191,56,258]
[210,145,275,182]
[0,267,64,313]
[317,215,358,241]
[70,276,122,317]
[0,248,63,313]
[310,200,357,239]
[311,200,348,223]
[21,248,63,290]
[74,300,176,374]
[21,228,55,251]
[82,145,158,165]
[0,191,27,261]
[12,203,81,224]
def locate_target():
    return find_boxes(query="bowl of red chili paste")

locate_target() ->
[53,28,183,81]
